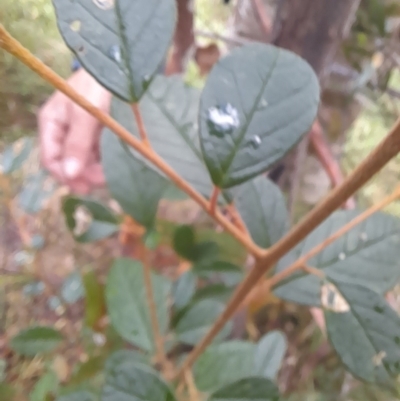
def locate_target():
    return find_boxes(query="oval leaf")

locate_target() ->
[175,299,232,346]
[101,125,168,229]
[274,210,400,306]
[172,271,197,311]
[193,341,255,392]
[235,176,289,248]
[199,43,319,188]
[53,0,176,102]
[103,361,176,401]
[254,331,287,380]
[209,377,280,401]
[11,326,63,356]
[105,258,171,352]
[63,196,119,243]
[324,280,400,385]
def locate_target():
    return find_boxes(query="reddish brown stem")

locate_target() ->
[209,187,220,215]
[131,103,150,145]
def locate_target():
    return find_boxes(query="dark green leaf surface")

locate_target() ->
[175,299,232,345]
[10,326,63,356]
[172,271,197,311]
[209,377,279,401]
[103,361,176,401]
[63,196,119,243]
[193,341,255,392]
[254,331,287,379]
[173,225,196,260]
[193,332,287,392]
[324,281,400,385]
[105,258,171,352]
[235,176,289,248]
[101,124,168,229]
[199,43,319,188]
[107,76,216,198]
[53,0,176,102]
[274,211,400,306]
[105,350,149,374]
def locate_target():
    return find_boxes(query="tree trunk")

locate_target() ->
[272,0,361,79]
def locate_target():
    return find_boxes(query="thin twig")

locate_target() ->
[139,243,166,365]
[175,183,400,379]
[0,26,263,257]
[131,103,150,145]
[226,203,249,234]
[209,186,220,215]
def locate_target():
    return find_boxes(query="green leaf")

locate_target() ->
[10,326,63,356]
[193,333,286,392]
[105,258,171,352]
[235,176,289,248]
[193,284,233,303]
[30,371,59,401]
[63,196,119,243]
[172,226,220,265]
[199,43,319,188]
[101,125,168,229]
[53,0,176,102]
[209,377,279,401]
[193,341,255,392]
[172,271,197,311]
[57,391,97,401]
[274,211,400,306]
[1,137,34,174]
[193,260,244,287]
[18,169,57,214]
[324,280,400,385]
[173,225,196,260]
[254,331,287,379]
[106,76,215,198]
[175,299,232,346]
[105,349,149,374]
[83,270,105,329]
[103,361,176,401]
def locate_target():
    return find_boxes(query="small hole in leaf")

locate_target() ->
[372,351,386,366]
[77,45,85,54]
[321,283,349,313]
[70,20,81,32]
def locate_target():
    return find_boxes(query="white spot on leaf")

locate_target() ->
[70,20,81,32]
[73,206,92,237]
[321,283,350,313]
[338,252,346,261]
[360,232,368,241]
[373,351,387,366]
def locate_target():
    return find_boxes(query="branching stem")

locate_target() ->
[131,103,150,145]
[0,26,263,257]
[209,186,220,215]
[4,25,400,382]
